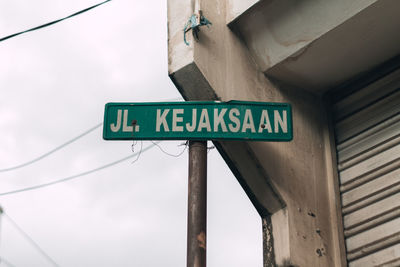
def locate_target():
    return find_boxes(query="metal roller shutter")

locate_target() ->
[333,68,400,267]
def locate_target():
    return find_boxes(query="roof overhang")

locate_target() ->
[229,0,400,93]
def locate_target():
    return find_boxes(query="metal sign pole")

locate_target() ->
[187,140,207,267]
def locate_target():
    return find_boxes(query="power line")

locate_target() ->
[2,212,59,267]
[0,0,112,43]
[0,123,102,173]
[0,142,158,197]
[0,257,17,267]
[0,98,183,173]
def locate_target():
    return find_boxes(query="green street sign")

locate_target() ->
[103,101,292,141]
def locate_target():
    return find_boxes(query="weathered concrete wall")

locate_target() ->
[271,208,290,266]
[168,0,347,265]
[167,0,194,74]
[226,0,260,24]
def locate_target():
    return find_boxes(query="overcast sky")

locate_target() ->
[0,1,262,266]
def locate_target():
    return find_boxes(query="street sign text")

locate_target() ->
[103,101,292,141]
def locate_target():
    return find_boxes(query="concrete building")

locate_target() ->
[167,0,400,266]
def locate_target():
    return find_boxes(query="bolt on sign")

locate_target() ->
[103,101,293,141]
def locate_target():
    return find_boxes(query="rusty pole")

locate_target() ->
[187,140,207,267]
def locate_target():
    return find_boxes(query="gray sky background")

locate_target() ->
[0,1,262,266]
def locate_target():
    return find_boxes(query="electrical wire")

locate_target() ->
[0,123,102,173]
[0,142,158,197]
[0,257,17,267]
[0,0,112,43]
[131,141,143,164]
[3,212,59,267]
[0,98,183,173]
[150,141,188,158]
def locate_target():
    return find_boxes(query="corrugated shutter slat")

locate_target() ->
[333,70,400,266]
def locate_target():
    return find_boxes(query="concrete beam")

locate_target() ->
[230,0,400,92]
[226,0,260,25]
